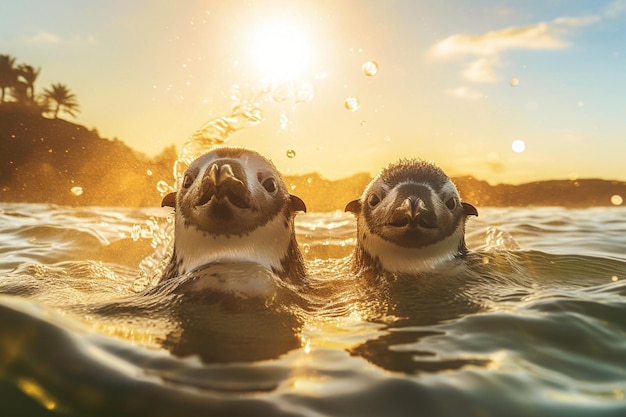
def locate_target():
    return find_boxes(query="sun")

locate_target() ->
[250,22,313,82]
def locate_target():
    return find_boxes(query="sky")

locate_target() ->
[1,0,625,184]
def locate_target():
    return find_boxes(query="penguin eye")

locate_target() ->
[367,193,381,208]
[262,177,277,193]
[182,174,194,189]
[446,197,457,210]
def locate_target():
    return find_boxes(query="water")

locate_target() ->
[1,203,626,416]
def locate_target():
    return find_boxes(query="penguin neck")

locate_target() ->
[356,223,466,275]
[173,212,294,278]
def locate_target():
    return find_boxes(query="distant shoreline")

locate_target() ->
[1,104,624,210]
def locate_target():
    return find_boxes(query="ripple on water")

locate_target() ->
[1,204,626,416]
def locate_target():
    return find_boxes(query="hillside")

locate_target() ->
[287,174,626,211]
[1,105,624,210]
[0,104,175,207]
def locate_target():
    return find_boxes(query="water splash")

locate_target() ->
[172,101,266,189]
[485,226,520,250]
[134,215,175,290]
[135,78,317,289]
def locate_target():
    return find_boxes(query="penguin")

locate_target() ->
[345,158,478,275]
[160,147,307,284]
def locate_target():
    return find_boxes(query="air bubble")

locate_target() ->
[286,149,296,158]
[344,97,360,111]
[362,61,379,76]
[302,243,311,254]
[70,186,83,196]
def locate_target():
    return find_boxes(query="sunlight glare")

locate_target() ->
[511,139,525,153]
[251,22,312,81]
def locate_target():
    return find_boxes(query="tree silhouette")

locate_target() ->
[17,64,41,101]
[0,54,18,103]
[42,83,80,119]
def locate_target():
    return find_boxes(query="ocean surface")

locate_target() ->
[1,202,625,416]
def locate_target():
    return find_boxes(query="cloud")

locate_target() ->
[430,15,600,83]
[32,31,61,44]
[461,57,502,83]
[29,31,95,45]
[446,86,485,100]
[605,0,626,18]
[489,7,522,18]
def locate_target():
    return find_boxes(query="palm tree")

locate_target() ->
[17,64,41,101]
[42,83,80,119]
[0,54,18,103]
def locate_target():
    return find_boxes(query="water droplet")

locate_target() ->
[302,243,311,254]
[132,277,150,293]
[511,139,525,153]
[290,184,297,190]
[611,195,623,206]
[362,61,379,76]
[146,169,153,176]
[131,225,142,241]
[360,121,367,126]
[510,78,519,87]
[295,82,315,103]
[243,107,264,125]
[344,97,360,111]
[271,82,292,102]
[306,177,312,184]
[230,84,241,102]
[156,180,172,194]
[286,149,297,158]
[384,135,391,143]
[280,113,289,130]
[70,186,83,196]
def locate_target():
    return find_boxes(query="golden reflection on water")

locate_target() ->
[17,378,63,412]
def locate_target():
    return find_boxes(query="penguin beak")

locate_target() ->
[389,197,438,229]
[208,163,238,187]
[197,162,251,209]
